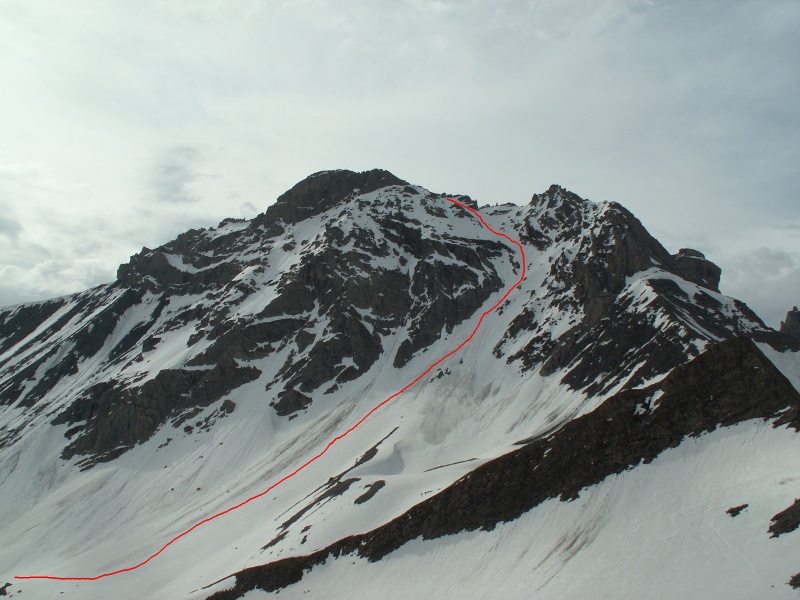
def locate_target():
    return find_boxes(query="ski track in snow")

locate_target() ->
[14,197,527,582]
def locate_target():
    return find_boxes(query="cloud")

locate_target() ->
[239,201,258,216]
[0,285,23,309]
[721,247,800,328]
[737,247,798,277]
[0,0,796,325]
[0,215,21,240]
[150,146,201,204]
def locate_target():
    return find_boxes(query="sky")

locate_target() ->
[0,0,797,328]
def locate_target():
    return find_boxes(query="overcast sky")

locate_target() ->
[0,0,797,327]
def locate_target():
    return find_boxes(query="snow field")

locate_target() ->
[233,420,800,600]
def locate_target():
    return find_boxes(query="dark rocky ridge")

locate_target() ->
[781,307,800,339]
[0,298,68,359]
[0,287,139,409]
[51,360,260,466]
[672,248,721,291]
[500,184,793,397]
[527,186,719,293]
[207,337,800,598]
[116,169,407,293]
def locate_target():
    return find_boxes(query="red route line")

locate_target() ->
[15,197,527,582]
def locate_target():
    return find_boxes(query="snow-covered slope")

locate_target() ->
[0,169,798,598]
[231,420,800,600]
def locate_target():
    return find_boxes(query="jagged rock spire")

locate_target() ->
[781,306,800,339]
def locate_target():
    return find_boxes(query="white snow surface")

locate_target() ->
[231,421,800,600]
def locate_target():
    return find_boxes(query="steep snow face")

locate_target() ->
[0,171,794,598]
[215,421,800,600]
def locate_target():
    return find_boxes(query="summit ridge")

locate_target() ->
[260,168,409,226]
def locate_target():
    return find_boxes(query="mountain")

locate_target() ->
[1,169,799,599]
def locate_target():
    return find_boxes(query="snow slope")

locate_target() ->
[232,420,800,600]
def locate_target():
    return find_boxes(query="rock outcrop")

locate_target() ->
[52,360,260,467]
[500,185,773,397]
[781,307,800,339]
[671,248,721,292]
[262,169,408,225]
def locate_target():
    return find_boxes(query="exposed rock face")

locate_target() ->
[51,360,260,467]
[791,572,800,589]
[769,498,800,538]
[0,298,68,357]
[0,288,143,409]
[208,337,800,598]
[726,504,748,517]
[261,169,408,225]
[525,186,674,327]
[497,184,785,397]
[781,306,800,339]
[672,248,721,292]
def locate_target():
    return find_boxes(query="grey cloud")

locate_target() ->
[738,272,800,330]
[0,0,797,326]
[0,284,29,309]
[738,247,798,276]
[720,247,800,328]
[239,201,258,216]
[0,216,22,240]
[0,239,118,309]
[151,147,201,204]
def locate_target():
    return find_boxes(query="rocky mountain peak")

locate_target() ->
[781,306,800,339]
[117,169,414,293]
[527,186,724,294]
[262,169,409,226]
[529,184,584,211]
